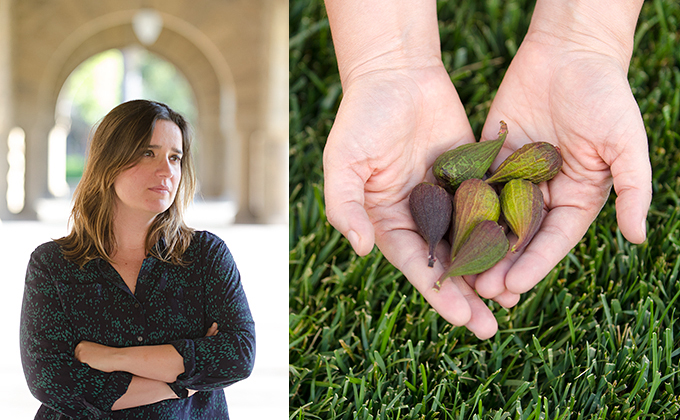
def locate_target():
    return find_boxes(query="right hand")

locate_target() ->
[323,64,502,339]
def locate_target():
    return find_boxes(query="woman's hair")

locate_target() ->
[56,99,197,267]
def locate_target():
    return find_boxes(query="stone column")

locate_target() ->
[249,0,288,224]
[266,0,288,224]
[0,0,11,219]
[20,108,51,219]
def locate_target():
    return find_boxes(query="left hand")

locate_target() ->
[472,13,651,305]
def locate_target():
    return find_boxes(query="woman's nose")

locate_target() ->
[156,157,174,178]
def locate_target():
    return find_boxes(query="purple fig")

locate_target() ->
[409,182,453,267]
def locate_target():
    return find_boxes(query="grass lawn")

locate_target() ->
[290,0,680,418]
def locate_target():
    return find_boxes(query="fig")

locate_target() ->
[435,220,509,290]
[485,141,562,184]
[409,182,453,267]
[433,121,507,194]
[449,178,500,259]
[500,179,544,252]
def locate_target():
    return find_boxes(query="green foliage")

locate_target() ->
[62,48,196,126]
[62,49,124,126]
[139,52,197,124]
[60,47,197,185]
[290,0,680,418]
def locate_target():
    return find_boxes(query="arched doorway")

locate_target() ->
[25,15,243,223]
[51,47,197,198]
[2,2,288,224]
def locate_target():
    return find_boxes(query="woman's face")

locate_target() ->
[113,119,183,220]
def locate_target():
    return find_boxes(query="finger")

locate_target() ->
[466,259,521,309]
[457,278,499,340]
[323,155,375,257]
[377,229,499,339]
[206,322,218,337]
[493,290,521,309]
[376,229,472,326]
[608,120,652,244]
[462,274,507,334]
[474,235,521,300]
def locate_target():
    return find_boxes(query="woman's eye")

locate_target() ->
[144,150,155,157]
[171,155,182,162]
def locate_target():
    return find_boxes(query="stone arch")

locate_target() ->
[3,0,287,223]
[33,11,241,214]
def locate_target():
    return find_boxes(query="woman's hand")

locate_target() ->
[204,322,219,337]
[472,0,650,305]
[324,64,506,339]
[322,0,510,339]
[74,341,117,373]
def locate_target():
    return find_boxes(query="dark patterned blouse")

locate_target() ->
[20,230,255,419]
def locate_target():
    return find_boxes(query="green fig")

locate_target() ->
[433,121,507,194]
[409,182,453,267]
[450,178,500,259]
[435,220,509,290]
[485,141,562,184]
[500,179,544,252]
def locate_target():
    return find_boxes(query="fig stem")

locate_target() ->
[498,120,507,137]
[433,270,449,292]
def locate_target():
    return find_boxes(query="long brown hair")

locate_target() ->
[56,100,197,267]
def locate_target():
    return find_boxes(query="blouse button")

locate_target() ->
[134,303,140,309]
[137,336,144,342]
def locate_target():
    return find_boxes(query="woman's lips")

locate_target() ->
[149,186,171,194]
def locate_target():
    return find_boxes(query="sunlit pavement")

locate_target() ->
[0,215,288,418]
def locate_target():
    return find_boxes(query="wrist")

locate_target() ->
[325,0,443,86]
[527,0,643,68]
[107,346,127,372]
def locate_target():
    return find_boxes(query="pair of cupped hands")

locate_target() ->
[323,33,652,339]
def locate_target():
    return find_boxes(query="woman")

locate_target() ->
[20,100,255,418]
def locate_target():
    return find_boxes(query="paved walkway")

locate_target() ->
[0,217,287,418]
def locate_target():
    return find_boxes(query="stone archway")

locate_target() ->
[2,0,288,223]
[35,12,240,212]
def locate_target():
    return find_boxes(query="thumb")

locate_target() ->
[608,121,652,244]
[323,148,375,256]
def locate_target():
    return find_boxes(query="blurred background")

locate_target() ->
[0,0,287,417]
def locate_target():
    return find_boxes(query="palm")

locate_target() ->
[324,65,500,338]
[475,39,651,299]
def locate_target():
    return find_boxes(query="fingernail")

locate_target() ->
[347,230,360,252]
